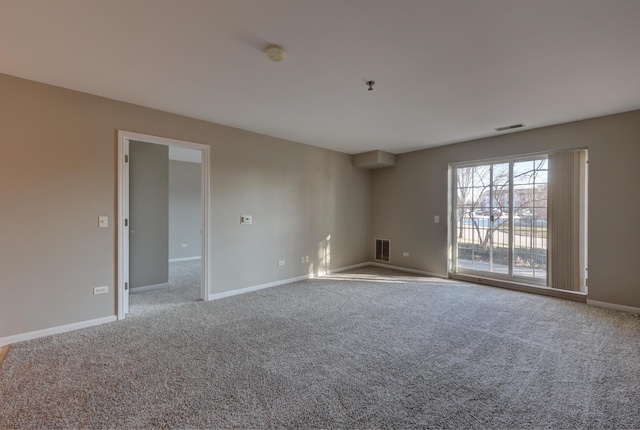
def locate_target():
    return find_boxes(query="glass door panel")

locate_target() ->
[456,163,510,275]
[489,162,510,275]
[455,166,485,271]
[512,159,547,281]
[454,157,548,283]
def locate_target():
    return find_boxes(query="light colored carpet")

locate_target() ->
[129,259,202,316]
[1,265,639,429]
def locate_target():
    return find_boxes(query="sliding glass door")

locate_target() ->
[512,159,548,281]
[453,157,548,284]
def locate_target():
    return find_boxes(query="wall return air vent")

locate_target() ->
[375,239,390,262]
[495,123,525,132]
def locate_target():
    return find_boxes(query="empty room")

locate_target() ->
[0,1,639,428]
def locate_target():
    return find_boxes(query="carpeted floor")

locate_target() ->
[129,259,203,316]
[1,265,639,429]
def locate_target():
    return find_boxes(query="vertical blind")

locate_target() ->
[547,150,587,291]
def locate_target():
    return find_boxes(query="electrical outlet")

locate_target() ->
[403,252,409,257]
[181,243,188,248]
[278,260,285,266]
[434,215,440,223]
[305,256,309,263]
[93,286,108,295]
[301,256,305,263]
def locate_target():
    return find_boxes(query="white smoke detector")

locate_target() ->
[266,45,286,62]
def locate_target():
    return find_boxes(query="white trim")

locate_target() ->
[169,256,201,263]
[587,299,640,315]
[368,262,447,279]
[117,135,128,319]
[208,262,371,301]
[118,130,211,320]
[130,282,171,293]
[209,275,311,301]
[328,262,370,273]
[448,149,592,169]
[0,316,117,347]
[200,144,211,304]
[452,272,587,302]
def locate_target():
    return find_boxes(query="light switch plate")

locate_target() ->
[434,215,440,223]
[98,216,108,228]
[240,215,253,224]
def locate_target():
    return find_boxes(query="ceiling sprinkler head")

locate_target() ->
[366,80,375,91]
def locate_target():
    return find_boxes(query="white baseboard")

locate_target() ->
[208,262,370,301]
[328,262,370,273]
[169,256,201,263]
[209,275,310,301]
[130,282,170,293]
[368,261,447,279]
[0,315,117,347]
[587,299,640,315]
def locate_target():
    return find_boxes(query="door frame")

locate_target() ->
[117,130,211,320]
[449,155,549,286]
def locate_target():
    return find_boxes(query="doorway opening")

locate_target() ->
[117,131,210,320]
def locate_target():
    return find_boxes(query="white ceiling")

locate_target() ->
[1,0,639,154]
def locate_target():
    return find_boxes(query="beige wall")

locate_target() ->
[0,73,371,338]
[169,160,201,261]
[371,110,640,308]
[2,70,637,340]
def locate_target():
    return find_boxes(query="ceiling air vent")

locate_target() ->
[495,123,524,132]
[375,239,390,262]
